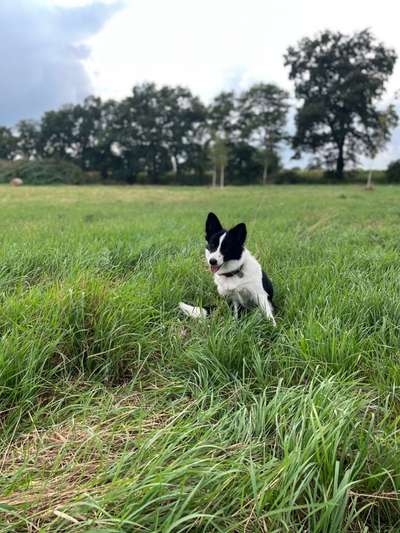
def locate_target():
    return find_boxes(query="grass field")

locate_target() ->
[1,185,400,532]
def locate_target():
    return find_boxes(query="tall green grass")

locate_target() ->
[1,185,400,531]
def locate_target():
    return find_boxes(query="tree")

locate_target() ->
[72,96,105,171]
[226,143,263,185]
[208,91,237,138]
[285,29,398,179]
[0,127,17,160]
[209,135,229,188]
[386,159,400,183]
[238,83,289,184]
[40,106,76,160]
[207,92,238,186]
[254,147,281,180]
[16,120,42,159]
[72,97,121,177]
[365,112,396,190]
[157,86,207,177]
[113,84,173,181]
[112,83,208,182]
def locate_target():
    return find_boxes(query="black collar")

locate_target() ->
[218,264,244,278]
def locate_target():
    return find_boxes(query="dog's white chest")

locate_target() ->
[214,275,253,306]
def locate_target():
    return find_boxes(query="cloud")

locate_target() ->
[0,0,123,126]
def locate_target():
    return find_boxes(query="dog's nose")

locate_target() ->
[209,258,217,266]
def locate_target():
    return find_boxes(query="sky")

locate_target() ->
[1,0,399,167]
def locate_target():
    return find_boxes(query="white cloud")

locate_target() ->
[86,0,400,101]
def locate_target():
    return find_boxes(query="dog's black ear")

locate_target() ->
[205,212,223,241]
[229,223,247,245]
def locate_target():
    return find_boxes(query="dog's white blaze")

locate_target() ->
[206,232,226,266]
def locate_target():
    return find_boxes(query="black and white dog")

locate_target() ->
[179,212,276,325]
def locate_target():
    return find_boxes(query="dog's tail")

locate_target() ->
[179,302,210,319]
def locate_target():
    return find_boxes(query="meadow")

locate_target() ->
[0,184,400,532]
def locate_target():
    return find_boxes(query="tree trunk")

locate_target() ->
[263,161,268,185]
[171,156,178,175]
[336,144,345,179]
[220,165,224,188]
[212,167,217,187]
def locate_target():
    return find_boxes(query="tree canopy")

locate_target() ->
[0,127,16,160]
[238,83,289,183]
[284,29,398,178]
[0,30,398,185]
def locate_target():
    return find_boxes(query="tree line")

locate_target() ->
[0,29,398,184]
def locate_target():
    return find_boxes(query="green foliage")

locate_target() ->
[0,83,293,185]
[0,126,17,160]
[238,84,289,184]
[227,142,264,184]
[1,185,400,531]
[209,136,229,167]
[285,29,398,178]
[111,83,207,181]
[386,159,400,183]
[15,119,42,158]
[239,86,289,144]
[208,91,237,138]
[0,159,85,184]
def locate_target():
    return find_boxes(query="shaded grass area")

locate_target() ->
[1,185,400,531]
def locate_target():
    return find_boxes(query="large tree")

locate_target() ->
[285,29,398,178]
[238,83,289,184]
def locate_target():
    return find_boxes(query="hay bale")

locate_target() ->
[10,177,23,187]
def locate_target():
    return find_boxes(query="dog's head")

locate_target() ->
[205,212,247,273]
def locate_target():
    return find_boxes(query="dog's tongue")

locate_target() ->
[210,265,220,273]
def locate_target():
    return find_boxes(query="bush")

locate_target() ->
[0,159,86,185]
[135,171,210,186]
[273,169,302,184]
[386,160,400,183]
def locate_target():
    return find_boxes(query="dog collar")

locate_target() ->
[218,264,244,278]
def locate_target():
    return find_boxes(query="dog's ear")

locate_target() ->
[205,212,223,241]
[229,223,247,246]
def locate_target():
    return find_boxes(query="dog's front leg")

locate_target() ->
[256,293,276,326]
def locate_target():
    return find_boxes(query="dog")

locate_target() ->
[179,212,276,325]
